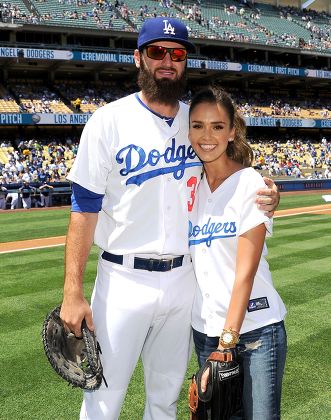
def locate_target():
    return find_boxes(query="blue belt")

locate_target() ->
[101,251,184,272]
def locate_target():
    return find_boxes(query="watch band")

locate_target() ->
[219,328,240,348]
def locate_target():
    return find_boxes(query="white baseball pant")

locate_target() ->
[40,194,50,207]
[22,196,32,209]
[80,254,196,420]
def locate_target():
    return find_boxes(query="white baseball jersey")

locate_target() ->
[189,167,286,336]
[67,93,202,255]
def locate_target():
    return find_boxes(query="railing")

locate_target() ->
[3,183,72,208]
[2,179,331,210]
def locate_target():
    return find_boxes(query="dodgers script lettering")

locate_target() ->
[189,218,237,247]
[116,138,201,186]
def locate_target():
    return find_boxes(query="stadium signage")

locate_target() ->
[187,60,304,76]
[3,48,57,59]
[247,117,278,126]
[275,179,331,192]
[0,113,329,127]
[0,47,19,57]
[246,64,300,76]
[54,114,92,124]
[0,47,73,60]
[0,113,92,125]
[77,52,135,64]
[25,49,55,59]
[2,45,330,80]
[188,59,235,71]
[187,60,305,76]
[305,69,331,79]
[244,117,329,128]
[0,113,23,124]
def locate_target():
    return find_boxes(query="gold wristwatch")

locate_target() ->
[219,328,240,348]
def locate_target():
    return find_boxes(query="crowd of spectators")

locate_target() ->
[1,1,330,52]
[10,82,64,114]
[0,1,39,24]
[189,87,331,120]
[174,1,331,50]
[55,80,135,110]
[0,2,31,22]
[3,81,330,120]
[222,89,331,119]
[277,4,331,51]
[0,137,78,185]
[251,136,331,179]
[0,137,81,208]
[0,0,132,30]
[240,100,303,118]
[0,134,329,209]
[1,135,330,186]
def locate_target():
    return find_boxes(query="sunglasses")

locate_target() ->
[145,45,188,62]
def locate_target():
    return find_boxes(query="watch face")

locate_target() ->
[223,332,233,343]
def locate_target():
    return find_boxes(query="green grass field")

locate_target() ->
[1,193,330,419]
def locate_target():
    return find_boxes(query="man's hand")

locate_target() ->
[256,177,280,217]
[60,294,94,337]
[42,305,104,391]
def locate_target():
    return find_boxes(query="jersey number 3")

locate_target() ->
[187,176,198,212]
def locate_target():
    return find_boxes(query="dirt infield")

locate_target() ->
[0,236,66,253]
[274,204,331,217]
[1,204,330,254]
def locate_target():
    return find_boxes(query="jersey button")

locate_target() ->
[202,249,206,254]
[208,198,212,203]
[205,293,210,298]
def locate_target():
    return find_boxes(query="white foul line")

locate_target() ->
[274,209,331,218]
[0,208,329,254]
[0,243,65,254]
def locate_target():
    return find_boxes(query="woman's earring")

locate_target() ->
[228,138,234,142]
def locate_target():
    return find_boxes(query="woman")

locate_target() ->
[188,86,287,419]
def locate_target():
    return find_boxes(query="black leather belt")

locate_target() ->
[101,251,184,272]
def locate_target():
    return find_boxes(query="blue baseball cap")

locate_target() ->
[138,17,195,53]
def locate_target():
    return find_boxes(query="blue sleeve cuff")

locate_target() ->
[71,183,104,213]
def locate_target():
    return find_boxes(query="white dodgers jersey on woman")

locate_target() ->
[189,167,286,336]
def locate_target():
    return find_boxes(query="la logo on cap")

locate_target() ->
[137,17,196,53]
[163,20,175,35]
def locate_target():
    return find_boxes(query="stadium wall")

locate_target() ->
[275,178,331,191]
[4,179,331,210]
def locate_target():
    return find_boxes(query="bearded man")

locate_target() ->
[59,17,279,420]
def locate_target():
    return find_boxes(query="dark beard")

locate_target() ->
[137,58,187,105]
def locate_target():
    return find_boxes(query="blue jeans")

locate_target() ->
[193,321,287,420]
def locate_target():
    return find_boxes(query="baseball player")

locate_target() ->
[188,87,287,419]
[60,18,280,420]
[18,181,36,209]
[0,180,7,209]
[39,181,54,207]
[6,191,19,209]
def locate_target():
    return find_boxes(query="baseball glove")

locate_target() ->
[42,305,107,390]
[189,348,243,420]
